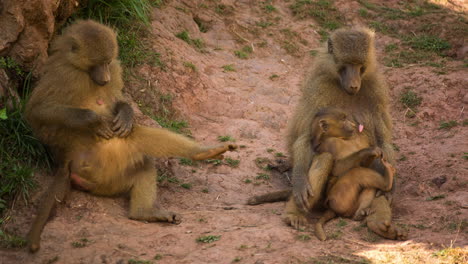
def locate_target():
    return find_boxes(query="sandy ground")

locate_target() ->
[1,1,467,263]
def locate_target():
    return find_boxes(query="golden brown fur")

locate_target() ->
[249,28,407,240]
[286,27,407,240]
[25,20,236,252]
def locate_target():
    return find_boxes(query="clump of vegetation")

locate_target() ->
[196,235,221,243]
[183,61,197,71]
[180,183,192,189]
[255,173,270,180]
[71,238,90,248]
[215,4,234,15]
[0,230,27,248]
[218,135,236,142]
[222,64,236,72]
[439,121,458,130]
[234,45,253,59]
[225,158,240,168]
[400,88,422,119]
[262,1,277,13]
[176,30,205,51]
[405,35,451,54]
[297,234,311,241]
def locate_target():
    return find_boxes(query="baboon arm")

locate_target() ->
[130,126,236,159]
[28,165,71,253]
[32,104,101,130]
[291,134,316,209]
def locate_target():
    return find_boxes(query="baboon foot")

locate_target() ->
[130,209,182,224]
[315,223,327,241]
[283,213,309,230]
[192,144,238,160]
[367,219,408,240]
[353,208,373,221]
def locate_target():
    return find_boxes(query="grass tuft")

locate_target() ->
[196,235,221,243]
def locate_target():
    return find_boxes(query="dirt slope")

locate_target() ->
[1,1,467,263]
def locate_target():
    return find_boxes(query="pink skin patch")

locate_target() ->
[358,124,364,133]
[97,99,104,105]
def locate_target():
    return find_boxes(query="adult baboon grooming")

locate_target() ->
[287,27,406,239]
[25,20,236,252]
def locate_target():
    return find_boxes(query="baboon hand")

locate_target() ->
[112,102,134,137]
[112,110,133,137]
[293,177,313,211]
[95,119,114,139]
[192,144,238,161]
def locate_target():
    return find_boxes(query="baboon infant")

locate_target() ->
[311,108,395,241]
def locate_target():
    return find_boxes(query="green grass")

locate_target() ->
[426,194,446,201]
[256,20,274,28]
[128,259,153,264]
[439,121,458,130]
[176,30,205,51]
[0,230,27,248]
[222,64,236,72]
[196,235,221,243]
[71,238,90,248]
[225,158,240,168]
[218,135,235,142]
[180,183,192,189]
[400,89,422,109]
[179,158,195,166]
[255,173,270,180]
[297,234,311,241]
[405,35,451,54]
[183,62,197,71]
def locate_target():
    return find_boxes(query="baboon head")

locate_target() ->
[52,20,118,86]
[312,108,357,149]
[327,27,375,95]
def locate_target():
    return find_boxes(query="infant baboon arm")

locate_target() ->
[315,210,336,241]
[129,126,237,160]
[332,147,381,176]
[28,164,71,253]
[247,190,291,205]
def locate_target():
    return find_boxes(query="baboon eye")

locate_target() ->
[360,66,366,74]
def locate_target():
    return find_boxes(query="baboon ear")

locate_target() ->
[327,38,333,54]
[319,120,328,131]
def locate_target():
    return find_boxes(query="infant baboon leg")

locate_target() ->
[128,159,181,224]
[366,196,407,240]
[315,210,336,241]
[130,126,236,160]
[247,190,291,205]
[306,152,333,210]
[28,164,71,253]
[333,147,381,176]
[353,188,376,220]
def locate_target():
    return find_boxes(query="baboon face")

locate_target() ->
[319,112,356,139]
[64,20,118,86]
[338,64,365,95]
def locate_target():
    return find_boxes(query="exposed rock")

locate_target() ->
[0,0,80,75]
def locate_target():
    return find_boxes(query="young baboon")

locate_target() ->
[276,27,406,239]
[25,20,237,252]
[306,108,396,241]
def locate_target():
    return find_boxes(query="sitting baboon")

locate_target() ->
[25,20,237,252]
[251,27,407,240]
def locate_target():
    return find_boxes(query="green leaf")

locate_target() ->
[0,108,7,120]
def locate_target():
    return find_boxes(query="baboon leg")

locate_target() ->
[283,152,333,229]
[28,164,71,253]
[315,210,336,241]
[332,147,382,176]
[353,188,376,220]
[128,158,181,224]
[366,196,407,240]
[247,190,292,205]
[130,126,237,160]
[283,198,309,230]
[305,152,333,210]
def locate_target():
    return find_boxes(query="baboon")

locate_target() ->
[25,20,237,252]
[287,27,406,239]
[303,108,396,241]
[249,27,407,240]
